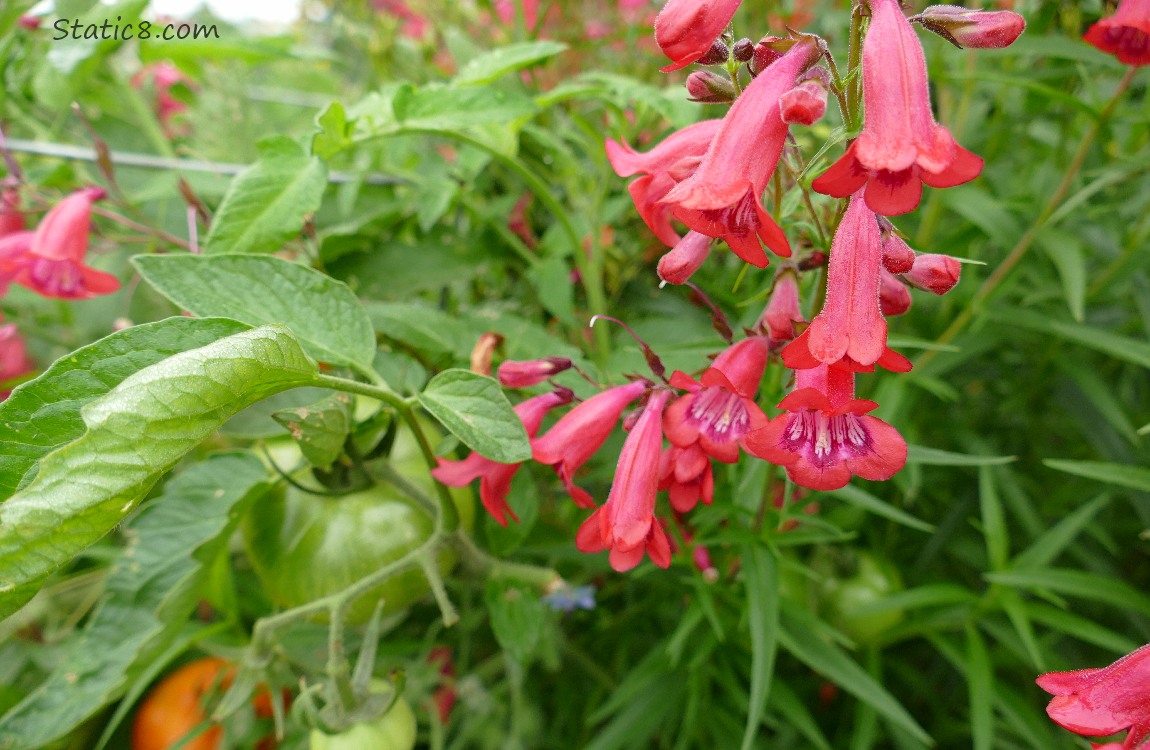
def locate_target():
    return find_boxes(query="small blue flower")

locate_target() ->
[543,584,596,613]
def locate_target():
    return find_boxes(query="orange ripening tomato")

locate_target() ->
[132,657,283,750]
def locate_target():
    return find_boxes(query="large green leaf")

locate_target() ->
[0,326,317,620]
[0,453,269,750]
[453,41,568,86]
[0,317,249,500]
[133,253,376,372]
[417,369,531,463]
[203,136,328,255]
[393,83,539,131]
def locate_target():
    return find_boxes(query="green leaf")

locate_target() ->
[393,84,538,131]
[985,568,1150,619]
[0,317,249,500]
[528,254,576,324]
[0,326,317,620]
[203,136,328,255]
[484,477,538,556]
[779,603,932,745]
[272,393,353,471]
[313,101,352,159]
[417,369,531,463]
[484,579,544,664]
[1023,602,1139,654]
[964,624,994,750]
[367,301,473,368]
[453,41,568,86]
[1043,459,1150,493]
[994,308,1150,370]
[0,453,269,750]
[740,545,779,750]
[979,467,1008,571]
[1011,494,1110,570]
[133,253,376,371]
[906,445,1016,466]
[827,484,935,533]
[1036,229,1086,322]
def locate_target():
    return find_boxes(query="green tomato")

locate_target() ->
[821,552,905,646]
[309,696,417,750]
[243,424,473,624]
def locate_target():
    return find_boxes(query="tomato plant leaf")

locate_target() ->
[485,579,545,664]
[392,84,539,132]
[0,453,269,750]
[272,393,352,471]
[0,317,250,501]
[203,135,328,255]
[133,253,377,372]
[417,369,531,463]
[0,325,318,621]
[453,41,568,86]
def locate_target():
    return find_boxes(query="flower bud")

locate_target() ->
[18,15,41,30]
[497,356,573,388]
[779,69,828,126]
[758,268,804,342]
[696,38,731,66]
[657,231,712,284]
[732,37,755,62]
[749,36,785,74]
[903,253,961,295]
[879,229,916,274]
[879,269,912,317]
[685,70,737,103]
[910,6,1026,49]
[0,189,24,237]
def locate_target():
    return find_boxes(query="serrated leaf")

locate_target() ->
[485,579,544,664]
[0,317,249,500]
[272,393,352,470]
[1043,459,1150,493]
[203,136,328,254]
[133,253,376,372]
[906,445,1016,466]
[0,453,269,750]
[394,84,538,131]
[779,603,932,745]
[453,41,567,86]
[0,326,318,620]
[417,370,530,463]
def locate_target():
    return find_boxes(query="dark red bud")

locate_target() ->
[732,38,755,62]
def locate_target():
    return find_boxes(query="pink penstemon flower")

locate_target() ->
[781,193,911,373]
[654,0,743,72]
[910,5,1026,50]
[1037,642,1150,749]
[533,379,649,508]
[758,266,804,345]
[0,187,120,300]
[902,252,961,295]
[607,119,723,247]
[0,188,24,237]
[779,67,829,126]
[432,389,573,526]
[660,336,770,511]
[497,356,573,388]
[657,230,712,285]
[660,36,823,267]
[811,0,983,216]
[575,389,673,571]
[1084,0,1150,66]
[743,364,908,491]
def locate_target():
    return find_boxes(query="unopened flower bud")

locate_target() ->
[910,6,1026,49]
[692,545,719,582]
[732,37,755,62]
[749,36,785,74]
[685,70,737,103]
[880,230,916,274]
[779,69,828,126]
[0,189,24,237]
[903,253,961,295]
[758,269,804,342]
[497,356,573,388]
[879,270,912,317]
[696,38,731,66]
[657,231,712,284]
[18,15,41,30]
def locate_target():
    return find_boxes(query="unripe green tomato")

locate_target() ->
[821,552,904,645]
[309,696,416,750]
[243,423,472,624]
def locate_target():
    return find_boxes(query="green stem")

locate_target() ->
[846,3,866,133]
[915,66,1138,371]
[451,532,561,590]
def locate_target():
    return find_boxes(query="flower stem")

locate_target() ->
[915,66,1138,371]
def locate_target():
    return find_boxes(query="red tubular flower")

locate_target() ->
[657,231,712,284]
[1084,0,1150,66]
[661,337,770,511]
[879,269,912,317]
[0,187,120,300]
[903,252,961,295]
[497,357,573,388]
[743,364,907,491]
[1037,643,1150,749]
[911,6,1026,49]
[811,0,983,215]
[759,268,804,344]
[661,37,823,267]
[654,0,743,72]
[575,390,673,572]
[0,189,24,237]
[779,68,829,126]
[607,119,723,247]
[432,389,572,525]
[880,226,916,274]
[781,194,911,373]
[533,380,649,508]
